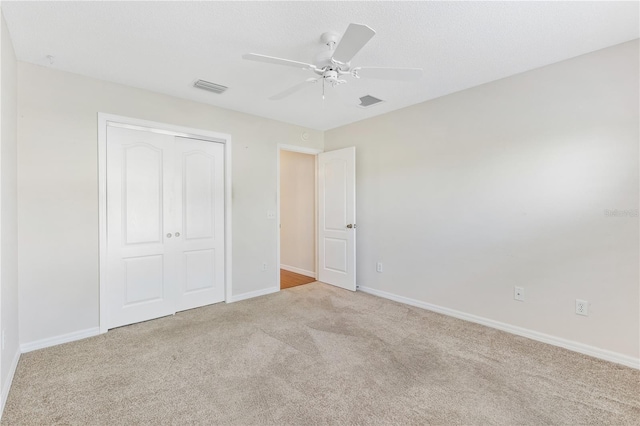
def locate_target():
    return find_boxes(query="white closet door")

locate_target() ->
[106,126,177,329]
[174,137,225,311]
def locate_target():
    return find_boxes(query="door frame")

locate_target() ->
[276,144,323,288]
[97,113,232,334]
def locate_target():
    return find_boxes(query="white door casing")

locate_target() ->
[276,144,324,286]
[105,126,225,329]
[318,147,356,291]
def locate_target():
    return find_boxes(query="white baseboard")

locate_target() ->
[1,348,20,418]
[20,327,101,354]
[280,264,316,279]
[227,286,280,303]
[359,286,640,370]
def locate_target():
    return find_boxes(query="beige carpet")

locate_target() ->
[3,283,639,425]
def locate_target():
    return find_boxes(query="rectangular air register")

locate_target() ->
[193,79,228,94]
[358,95,384,108]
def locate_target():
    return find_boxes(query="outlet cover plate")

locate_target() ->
[514,286,525,301]
[576,299,588,316]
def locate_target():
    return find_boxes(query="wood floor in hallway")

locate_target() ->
[280,269,315,289]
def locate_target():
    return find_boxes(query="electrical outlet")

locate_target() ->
[266,210,276,219]
[261,262,267,271]
[576,299,588,316]
[376,262,383,273]
[514,286,525,301]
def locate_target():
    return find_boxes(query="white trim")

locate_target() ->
[97,113,232,333]
[98,114,108,333]
[227,286,280,303]
[224,132,233,309]
[0,349,19,417]
[314,154,319,280]
[359,286,640,370]
[278,144,323,156]
[20,327,100,354]
[276,144,322,291]
[280,264,316,279]
[99,115,230,142]
[106,122,224,142]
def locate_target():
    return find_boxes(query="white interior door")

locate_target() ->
[174,137,225,311]
[106,126,225,329]
[106,126,176,328]
[318,147,356,290]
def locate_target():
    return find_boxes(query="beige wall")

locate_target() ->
[0,10,19,407]
[17,62,323,345]
[10,35,640,363]
[325,40,639,359]
[280,150,315,276]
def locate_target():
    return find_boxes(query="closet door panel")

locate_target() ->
[105,128,226,328]
[106,126,176,329]
[174,137,225,311]
[184,151,215,240]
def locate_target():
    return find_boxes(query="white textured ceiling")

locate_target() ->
[2,1,638,131]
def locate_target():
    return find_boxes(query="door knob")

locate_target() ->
[346,224,356,229]
[166,233,172,238]
[175,232,180,237]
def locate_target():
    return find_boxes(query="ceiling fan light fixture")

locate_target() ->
[193,79,228,94]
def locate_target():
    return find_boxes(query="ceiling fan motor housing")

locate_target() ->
[323,70,346,86]
[324,70,339,83]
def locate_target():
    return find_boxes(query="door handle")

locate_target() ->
[166,233,172,238]
[346,224,356,229]
[175,232,181,237]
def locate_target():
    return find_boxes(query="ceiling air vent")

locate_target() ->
[193,79,228,94]
[358,95,384,108]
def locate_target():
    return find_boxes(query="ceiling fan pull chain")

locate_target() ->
[322,78,325,101]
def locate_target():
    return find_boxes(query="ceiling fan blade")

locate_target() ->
[242,53,316,70]
[269,78,319,101]
[356,67,423,81]
[332,23,376,64]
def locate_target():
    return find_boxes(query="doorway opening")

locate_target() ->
[277,146,320,289]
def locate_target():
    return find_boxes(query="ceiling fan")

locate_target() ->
[242,23,423,101]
